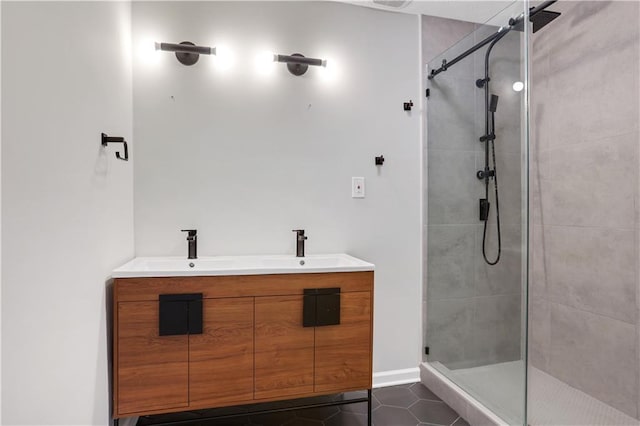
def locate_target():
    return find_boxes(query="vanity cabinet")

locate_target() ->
[189,297,254,407]
[116,296,254,415]
[254,295,315,399]
[116,301,189,415]
[113,271,373,419]
[314,291,372,393]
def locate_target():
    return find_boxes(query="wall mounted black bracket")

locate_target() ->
[403,100,414,111]
[476,77,490,88]
[476,168,495,180]
[101,133,129,161]
[375,155,385,166]
[479,133,496,142]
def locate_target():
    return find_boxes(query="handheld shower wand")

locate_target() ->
[489,94,499,113]
[477,36,503,266]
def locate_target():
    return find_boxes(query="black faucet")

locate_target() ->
[292,229,307,258]
[181,229,197,259]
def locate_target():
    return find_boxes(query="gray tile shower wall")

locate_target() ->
[423,13,523,369]
[422,14,476,367]
[529,0,640,419]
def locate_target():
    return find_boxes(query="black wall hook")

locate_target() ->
[101,133,129,161]
[403,100,414,111]
[375,155,385,166]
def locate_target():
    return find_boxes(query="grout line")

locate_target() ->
[427,148,483,154]
[534,129,640,154]
[532,223,636,231]
[542,299,637,326]
[426,223,523,227]
[430,293,523,303]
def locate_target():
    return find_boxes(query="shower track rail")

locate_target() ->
[427,0,557,80]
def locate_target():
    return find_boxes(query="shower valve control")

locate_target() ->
[477,169,495,180]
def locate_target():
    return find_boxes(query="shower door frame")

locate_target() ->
[422,1,531,424]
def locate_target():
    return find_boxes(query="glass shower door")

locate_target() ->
[424,2,529,424]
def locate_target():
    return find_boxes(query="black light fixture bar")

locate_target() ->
[275,54,325,67]
[275,53,326,76]
[156,41,215,66]
[157,42,215,56]
[428,0,557,80]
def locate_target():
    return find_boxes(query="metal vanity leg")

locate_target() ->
[368,388,372,426]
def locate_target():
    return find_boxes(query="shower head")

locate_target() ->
[531,10,561,33]
[511,4,561,33]
[489,94,499,113]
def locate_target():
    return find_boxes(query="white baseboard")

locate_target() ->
[373,367,420,388]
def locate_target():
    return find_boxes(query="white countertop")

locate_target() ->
[112,253,375,278]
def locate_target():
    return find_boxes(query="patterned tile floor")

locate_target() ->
[137,383,467,426]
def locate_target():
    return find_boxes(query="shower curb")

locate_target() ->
[420,363,509,426]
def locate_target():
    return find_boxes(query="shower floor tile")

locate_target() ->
[135,383,465,426]
[529,367,640,426]
[441,360,640,426]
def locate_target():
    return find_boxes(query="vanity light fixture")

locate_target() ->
[275,53,327,76]
[155,41,215,66]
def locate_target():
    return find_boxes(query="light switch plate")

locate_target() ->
[352,177,365,198]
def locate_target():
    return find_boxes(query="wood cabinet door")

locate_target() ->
[254,295,314,399]
[314,291,372,393]
[117,301,189,415]
[189,297,254,408]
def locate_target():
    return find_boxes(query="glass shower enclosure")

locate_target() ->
[423,2,529,424]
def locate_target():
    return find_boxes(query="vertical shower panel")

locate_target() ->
[424,2,528,424]
[528,1,640,423]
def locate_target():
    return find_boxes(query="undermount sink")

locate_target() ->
[111,254,374,278]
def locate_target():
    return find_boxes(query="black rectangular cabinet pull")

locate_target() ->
[303,288,341,327]
[159,293,203,336]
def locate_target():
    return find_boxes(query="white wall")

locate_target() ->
[2,2,134,425]
[133,1,422,377]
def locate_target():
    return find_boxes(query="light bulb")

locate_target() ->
[254,51,276,75]
[213,45,235,72]
[137,38,161,66]
[318,58,338,83]
[513,81,524,92]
